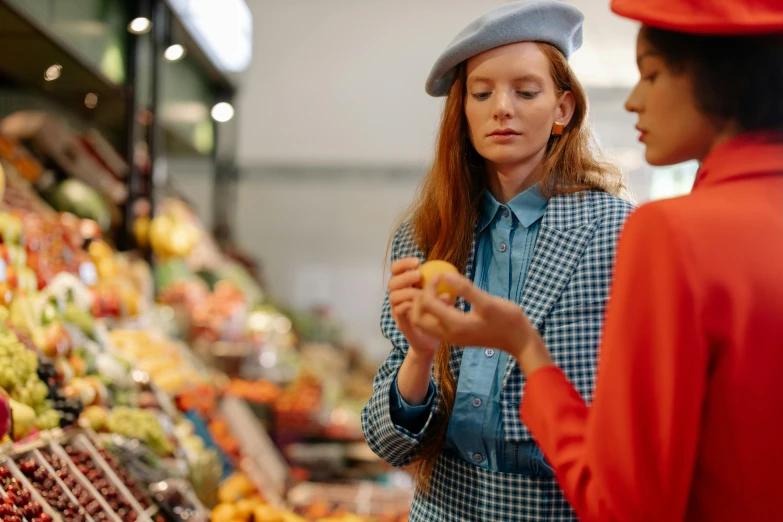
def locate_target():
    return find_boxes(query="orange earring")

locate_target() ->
[551,121,565,136]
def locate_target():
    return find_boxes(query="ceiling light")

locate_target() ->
[128,17,152,34]
[164,44,186,61]
[168,0,252,72]
[211,102,234,123]
[44,64,62,81]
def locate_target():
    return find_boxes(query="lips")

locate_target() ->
[636,126,647,143]
[489,129,520,137]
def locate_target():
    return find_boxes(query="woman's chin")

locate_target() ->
[644,147,684,168]
[480,150,531,166]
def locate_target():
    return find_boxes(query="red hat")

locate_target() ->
[611,0,783,34]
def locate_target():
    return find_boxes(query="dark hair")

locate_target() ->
[641,26,783,132]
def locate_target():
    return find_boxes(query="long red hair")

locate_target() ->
[403,43,625,491]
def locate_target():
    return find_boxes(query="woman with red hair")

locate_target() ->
[361,1,633,520]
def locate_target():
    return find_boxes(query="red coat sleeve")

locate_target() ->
[522,203,709,521]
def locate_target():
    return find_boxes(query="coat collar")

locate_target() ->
[695,131,783,189]
[452,191,602,383]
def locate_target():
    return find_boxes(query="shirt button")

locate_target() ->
[472,398,482,407]
[502,208,510,218]
[485,349,495,357]
[498,242,507,253]
[473,453,484,464]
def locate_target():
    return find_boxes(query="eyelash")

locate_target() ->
[642,73,658,83]
[471,91,540,101]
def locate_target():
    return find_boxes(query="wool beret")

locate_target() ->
[611,0,783,35]
[425,0,584,97]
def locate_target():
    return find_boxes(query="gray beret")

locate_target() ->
[425,0,584,97]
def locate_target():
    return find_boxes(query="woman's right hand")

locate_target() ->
[389,257,440,363]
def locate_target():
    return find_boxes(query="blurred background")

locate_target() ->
[0,1,699,520]
[227,0,697,360]
[0,0,699,361]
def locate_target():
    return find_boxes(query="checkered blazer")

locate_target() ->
[361,190,634,521]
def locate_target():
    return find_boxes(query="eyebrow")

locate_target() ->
[467,74,545,85]
[636,51,662,66]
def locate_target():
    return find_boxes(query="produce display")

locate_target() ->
[108,330,205,395]
[145,204,200,262]
[0,117,412,522]
[61,444,140,521]
[206,416,240,464]
[222,380,281,405]
[274,374,323,437]
[37,358,82,430]
[0,465,52,522]
[0,325,62,438]
[37,449,116,522]
[14,455,88,522]
[91,446,154,512]
[105,408,173,457]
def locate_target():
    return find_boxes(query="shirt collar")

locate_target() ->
[479,184,549,232]
[694,131,783,190]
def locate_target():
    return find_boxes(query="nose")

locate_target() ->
[624,82,643,114]
[493,91,514,120]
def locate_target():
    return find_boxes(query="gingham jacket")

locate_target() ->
[362,190,634,521]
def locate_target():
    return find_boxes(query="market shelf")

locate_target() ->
[0,0,128,136]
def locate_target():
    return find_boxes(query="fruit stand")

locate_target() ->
[0,116,412,522]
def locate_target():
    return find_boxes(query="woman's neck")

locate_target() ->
[486,158,544,204]
[698,122,743,163]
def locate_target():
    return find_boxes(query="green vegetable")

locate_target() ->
[48,179,111,232]
[107,407,174,456]
[64,302,95,338]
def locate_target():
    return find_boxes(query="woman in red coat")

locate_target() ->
[409,0,783,520]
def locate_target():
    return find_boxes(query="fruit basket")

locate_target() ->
[84,433,207,522]
[36,447,121,522]
[49,433,154,522]
[0,457,59,522]
[90,446,157,515]
[7,447,94,522]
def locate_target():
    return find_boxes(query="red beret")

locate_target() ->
[611,0,783,34]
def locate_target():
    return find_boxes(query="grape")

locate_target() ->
[35,410,60,430]
[18,388,31,406]
[23,351,38,374]
[107,408,174,455]
[31,382,48,406]
[0,330,58,431]
[12,353,32,382]
[34,401,51,416]
[0,370,11,390]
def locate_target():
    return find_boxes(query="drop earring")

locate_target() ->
[551,121,565,136]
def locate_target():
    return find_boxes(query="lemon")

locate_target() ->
[419,260,459,298]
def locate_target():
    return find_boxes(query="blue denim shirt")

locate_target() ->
[390,184,553,475]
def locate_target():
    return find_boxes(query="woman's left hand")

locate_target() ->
[410,272,537,360]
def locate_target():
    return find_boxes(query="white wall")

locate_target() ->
[237,0,641,166]
[211,0,651,361]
